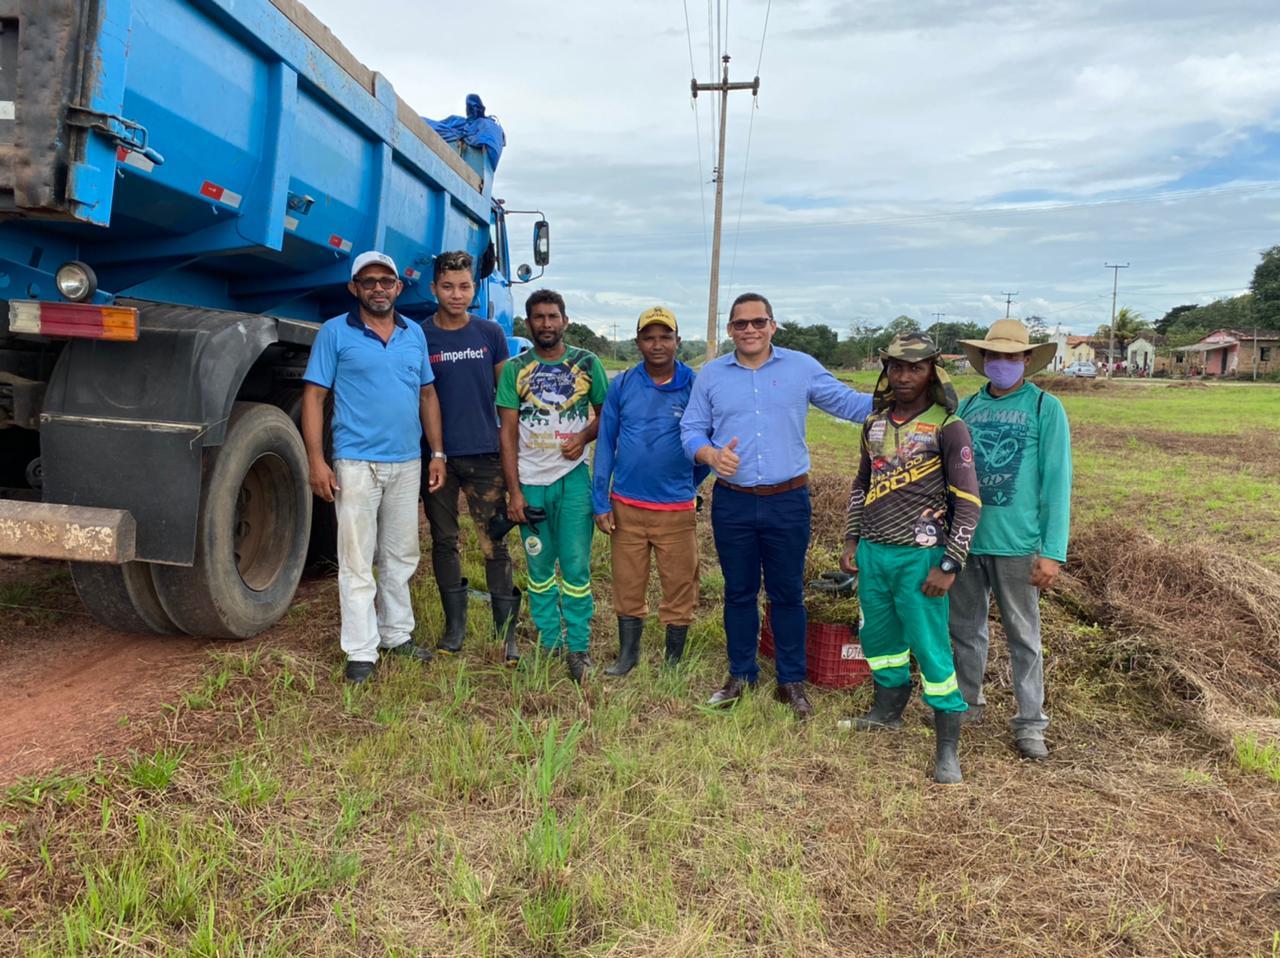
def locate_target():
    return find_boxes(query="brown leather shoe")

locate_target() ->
[706,675,756,707]
[775,682,814,720]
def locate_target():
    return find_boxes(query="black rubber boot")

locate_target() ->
[852,682,912,731]
[491,588,522,666]
[436,579,469,654]
[933,710,964,785]
[605,616,643,676]
[664,624,689,666]
[566,651,593,684]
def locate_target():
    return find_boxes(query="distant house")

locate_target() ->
[1051,334,1095,369]
[941,353,970,372]
[1126,334,1172,374]
[1127,336,1156,373]
[1090,339,1123,366]
[1175,328,1280,377]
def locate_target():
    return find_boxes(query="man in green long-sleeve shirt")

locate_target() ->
[950,320,1072,761]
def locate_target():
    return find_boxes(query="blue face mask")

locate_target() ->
[984,356,1026,389]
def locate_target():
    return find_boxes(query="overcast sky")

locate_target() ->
[306,0,1280,340]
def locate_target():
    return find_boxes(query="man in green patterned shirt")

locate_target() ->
[841,333,982,784]
[497,290,609,683]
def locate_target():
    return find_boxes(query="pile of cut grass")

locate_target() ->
[1066,522,1280,747]
[1033,375,1111,394]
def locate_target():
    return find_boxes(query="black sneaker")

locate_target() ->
[386,640,433,664]
[345,660,376,684]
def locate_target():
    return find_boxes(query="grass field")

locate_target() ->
[3,377,1279,956]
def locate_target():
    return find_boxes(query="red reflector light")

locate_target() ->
[7,301,139,341]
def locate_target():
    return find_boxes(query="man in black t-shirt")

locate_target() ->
[420,250,520,663]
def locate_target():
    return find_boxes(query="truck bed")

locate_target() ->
[0,0,498,322]
[266,0,482,193]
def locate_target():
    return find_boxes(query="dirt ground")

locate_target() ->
[1071,422,1280,479]
[0,558,331,785]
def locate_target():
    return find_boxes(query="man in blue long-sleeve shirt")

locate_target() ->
[680,292,873,719]
[593,307,710,676]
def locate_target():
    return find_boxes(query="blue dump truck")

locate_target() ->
[0,0,549,637]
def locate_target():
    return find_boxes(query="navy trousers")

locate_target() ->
[710,483,811,685]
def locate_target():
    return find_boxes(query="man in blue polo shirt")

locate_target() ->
[302,251,446,684]
[681,292,873,719]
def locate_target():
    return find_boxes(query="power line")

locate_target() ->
[706,0,716,161]
[716,0,722,69]
[724,90,757,300]
[725,0,771,300]
[755,0,772,75]
[681,0,699,78]
[1001,291,1018,317]
[683,0,711,277]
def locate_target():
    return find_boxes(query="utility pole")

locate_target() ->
[1104,263,1129,380]
[1250,294,1258,381]
[692,55,760,361]
[1000,292,1018,318]
[931,312,946,325]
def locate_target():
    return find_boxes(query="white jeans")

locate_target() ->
[334,458,422,662]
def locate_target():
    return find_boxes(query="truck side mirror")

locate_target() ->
[478,241,496,280]
[517,264,533,282]
[533,220,550,267]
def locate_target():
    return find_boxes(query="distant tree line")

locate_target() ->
[1151,245,1280,346]
[513,316,707,362]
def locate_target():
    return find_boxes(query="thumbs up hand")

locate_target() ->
[714,436,741,478]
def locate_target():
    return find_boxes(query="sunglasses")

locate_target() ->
[356,276,399,291]
[728,317,771,331]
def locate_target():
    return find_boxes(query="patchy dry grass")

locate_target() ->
[2,380,1280,955]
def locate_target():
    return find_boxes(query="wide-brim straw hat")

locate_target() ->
[959,319,1058,378]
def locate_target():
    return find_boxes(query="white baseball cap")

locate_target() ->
[350,251,399,280]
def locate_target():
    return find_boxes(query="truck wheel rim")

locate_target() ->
[233,452,295,592]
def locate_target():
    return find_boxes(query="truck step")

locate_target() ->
[0,501,136,563]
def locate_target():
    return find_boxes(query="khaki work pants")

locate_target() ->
[609,500,699,626]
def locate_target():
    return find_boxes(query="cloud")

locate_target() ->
[301,0,1280,337]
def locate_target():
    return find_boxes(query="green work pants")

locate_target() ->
[519,463,595,653]
[856,539,967,712]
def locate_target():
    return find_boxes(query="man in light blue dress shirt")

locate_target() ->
[680,292,873,718]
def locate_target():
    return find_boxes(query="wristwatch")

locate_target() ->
[431,451,448,462]
[938,556,960,575]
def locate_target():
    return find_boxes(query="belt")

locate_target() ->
[715,474,808,496]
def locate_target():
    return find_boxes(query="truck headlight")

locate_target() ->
[56,261,98,302]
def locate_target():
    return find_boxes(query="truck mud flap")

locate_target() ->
[38,303,277,565]
[39,415,204,564]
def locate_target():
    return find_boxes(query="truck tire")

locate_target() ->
[70,561,180,635]
[152,402,311,638]
[272,386,338,569]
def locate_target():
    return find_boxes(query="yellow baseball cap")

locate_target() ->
[636,305,678,333]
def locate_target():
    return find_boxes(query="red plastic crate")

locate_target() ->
[759,603,870,689]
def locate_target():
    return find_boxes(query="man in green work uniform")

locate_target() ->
[841,333,982,784]
[951,320,1072,761]
[497,290,608,683]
